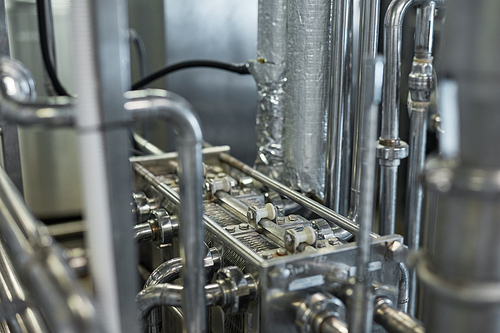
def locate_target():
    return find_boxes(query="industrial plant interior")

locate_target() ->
[0,0,496,332]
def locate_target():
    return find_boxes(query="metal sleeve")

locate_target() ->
[283,0,332,198]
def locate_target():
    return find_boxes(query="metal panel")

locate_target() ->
[163,0,258,164]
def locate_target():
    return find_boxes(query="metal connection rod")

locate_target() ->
[405,1,436,316]
[348,0,381,223]
[349,57,384,333]
[218,152,379,238]
[324,0,351,212]
[125,89,205,333]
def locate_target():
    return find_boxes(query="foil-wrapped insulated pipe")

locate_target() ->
[252,0,287,178]
[283,0,332,199]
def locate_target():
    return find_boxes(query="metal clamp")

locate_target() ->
[149,209,174,248]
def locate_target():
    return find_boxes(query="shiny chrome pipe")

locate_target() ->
[349,57,384,333]
[325,0,351,212]
[0,241,48,333]
[398,262,410,312]
[348,0,381,223]
[405,1,436,316]
[125,89,205,333]
[373,297,425,333]
[136,283,222,323]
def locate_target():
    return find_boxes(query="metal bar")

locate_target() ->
[349,57,384,333]
[218,152,379,238]
[71,0,138,332]
[125,89,206,333]
[325,0,351,211]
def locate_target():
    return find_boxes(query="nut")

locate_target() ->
[225,226,236,233]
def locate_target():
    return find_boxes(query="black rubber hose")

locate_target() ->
[131,60,250,90]
[36,0,69,96]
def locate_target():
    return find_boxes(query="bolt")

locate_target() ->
[262,252,273,259]
[288,214,297,222]
[217,172,226,178]
[276,217,285,225]
[328,238,340,246]
[276,248,288,256]
[239,223,249,230]
[225,226,236,233]
[317,241,326,248]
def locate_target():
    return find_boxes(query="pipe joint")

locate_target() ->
[215,267,257,314]
[373,296,425,333]
[377,141,409,161]
[296,292,347,333]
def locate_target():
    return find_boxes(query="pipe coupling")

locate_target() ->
[149,209,175,248]
[377,140,409,164]
[408,58,434,102]
[296,292,347,333]
[215,267,257,314]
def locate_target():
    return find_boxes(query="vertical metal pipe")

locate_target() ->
[405,2,435,316]
[325,0,351,211]
[349,57,384,333]
[377,0,415,235]
[126,90,206,333]
[71,1,138,333]
[348,0,380,222]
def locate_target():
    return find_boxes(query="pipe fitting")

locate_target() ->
[215,267,257,314]
[296,292,347,333]
[373,297,425,333]
[377,141,409,161]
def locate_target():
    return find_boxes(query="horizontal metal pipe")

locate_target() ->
[133,133,165,155]
[321,317,349,333]
[373,297,424,333]
[218,153,379,238]
[126,89,206,333]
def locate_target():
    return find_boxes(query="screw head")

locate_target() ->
[276,248,288,256]
[262,252,273,259]
[225,226,236,233]
[288,214,297,222]
[239,223,249,230]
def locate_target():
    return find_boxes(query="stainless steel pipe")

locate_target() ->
[405,2,436,316]
[349,57,384,333]
[348,0,381,223]
[125,89,205,333]
[325,0,351,212]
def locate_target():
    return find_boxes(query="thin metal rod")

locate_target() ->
[218,153,379,238]
[126,89,205,333]
[349,57,384,333]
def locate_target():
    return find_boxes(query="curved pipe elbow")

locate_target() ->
[125,89,203,145]
[384,0,414,29]
[1,96,75,127]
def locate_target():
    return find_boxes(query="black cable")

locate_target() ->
[131,60,250,91]
[36,0,69,96]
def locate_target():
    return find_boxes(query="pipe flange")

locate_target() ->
[377,141,409,161]
[149,209,173,248]
[216,267,256,314]
[296,293,346,333]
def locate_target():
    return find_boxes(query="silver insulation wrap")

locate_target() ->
[283,0,332,198]
[252,0,288,179]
